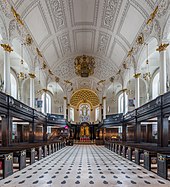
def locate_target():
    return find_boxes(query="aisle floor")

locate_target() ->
[0,145,170,187]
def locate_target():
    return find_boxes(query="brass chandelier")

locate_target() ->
[74,55,95,77]
[143,43,151,81]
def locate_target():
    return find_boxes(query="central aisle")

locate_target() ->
[0,145,170,187]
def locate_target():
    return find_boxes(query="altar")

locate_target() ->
[80,125,90,142]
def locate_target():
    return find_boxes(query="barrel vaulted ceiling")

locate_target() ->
[11,0,159,92]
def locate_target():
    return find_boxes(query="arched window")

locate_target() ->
[118,93,128,113]
[152,73,160,99]
[0,34,2,41]
[118,93,123,113]
[95,107,99,121]
[79,104,90,122]
[10,73,17,99]
[70,107,74,121]
[41,93,51,113]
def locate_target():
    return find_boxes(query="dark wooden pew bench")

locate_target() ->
[47,144,52,155]
[42,145,47,157]
[144,150,157,171]
[122,145,128,158]
[134,148,143,165]
[118,144,123,156]
[51,143,55,153]
[35,146,42,161]
[26,148,35,165]
[0,153,13,179]
[157,153,170,179]
[0,148,26,171]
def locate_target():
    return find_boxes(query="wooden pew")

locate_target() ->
[0,148,26,171]
[0,153,13,179]
[157,153,170,179]
[144,150,157,171]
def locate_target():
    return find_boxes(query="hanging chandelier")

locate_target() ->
[143,43,151,81]
[17,43,27,80]
[74,55,95,77]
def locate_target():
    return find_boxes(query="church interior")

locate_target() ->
[0,0,170,186]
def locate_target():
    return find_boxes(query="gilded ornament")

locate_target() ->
[25,34,33,46]
[11,6,24,26]
[156,43,169,52]
[133,73,141,78]
[74,55,95,77]
[123,62,128,69]
[70,89,99,107]
[48,69,53,75]
[127,47,133,57]
[136,33,144,45]
[36,48,42,57]
[97,80,105,85]
[42,62,47,69]
[17,72,27,80]
[64,80,72,85]
[28,72,36,79]
[0,44,13,52]
[116,69,121,75]
[42,88,48,93]
[110,76,115,82]
[55,76,59,82]
[146,6,158,25]
[122,88,127,93]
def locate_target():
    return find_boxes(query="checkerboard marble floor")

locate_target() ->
[0,145,170,187]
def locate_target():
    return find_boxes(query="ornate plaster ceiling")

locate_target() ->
[70,89,99,107]
[11,0,158,91]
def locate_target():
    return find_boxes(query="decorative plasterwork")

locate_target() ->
[55,58,76,80]
[117,0,148,47]
[0,0,12,18]
[54,57,117,81]
[70,89,99,107]
[0,16,7,40]
[94,58,117,80]
[69,0,99,26]
[2,0,167,93]
[97,32,111,55]
[23,3,51,47]
[101,0,123,30]
[9,19,20,39]
[157,0,170,18]
[46,0,67,31]
[58,32,71,56]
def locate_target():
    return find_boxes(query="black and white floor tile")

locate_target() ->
[0,145,170,187]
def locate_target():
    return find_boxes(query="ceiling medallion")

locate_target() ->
[74,55,95,77]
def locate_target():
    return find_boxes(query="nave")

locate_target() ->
[0,145,169,187]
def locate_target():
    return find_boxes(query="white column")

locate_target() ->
[103,97,106,119]
[134,73,141,108]
[146,92,150,102]
[122,89,127,114]
[1,44,13,94]
[63,97,67,119]
[18,80,22,101]
[156,43,169,95]
[99,104,102,122]
[44,92,47,113]
[4,51,11,94]
[29,73,36,108]
[68,104,70,122]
